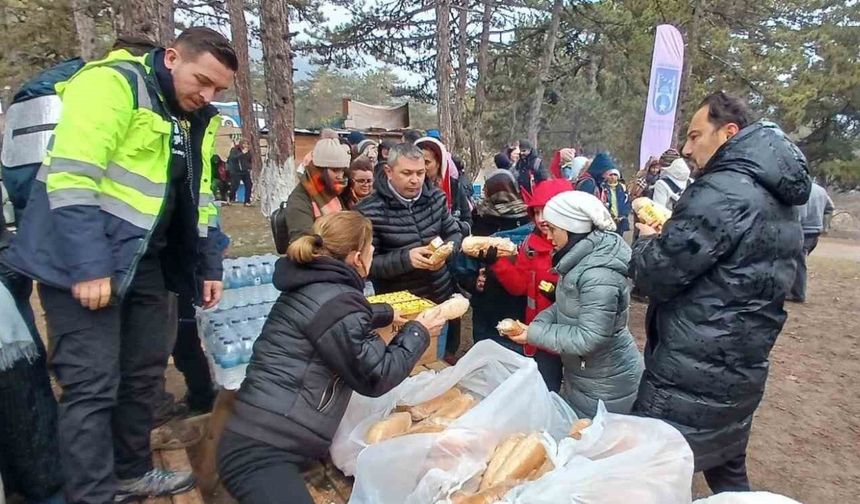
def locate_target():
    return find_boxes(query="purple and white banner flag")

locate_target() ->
[639,24,685,169]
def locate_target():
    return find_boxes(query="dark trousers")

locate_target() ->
[229,170,253,204]
[218,430,313,504]
[533,350,563,393]
[173,295,214,411]
[0,265,64,502]
[38,257,171,504]
[789,233,819,301]
[703,453,750,493]
[214,179,230,202]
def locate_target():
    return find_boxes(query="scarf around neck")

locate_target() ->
[301,164,344,218]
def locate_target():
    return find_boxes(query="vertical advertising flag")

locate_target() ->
[639,24,685,169]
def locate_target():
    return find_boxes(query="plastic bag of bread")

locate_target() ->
[461,236,518,258]
[496,318,527,337]
[428,236,455,266]
[365,412,412,444]
[501,401,695,504]
[332,340,576,479]
[632,197,672,230]
[425,294,470,321]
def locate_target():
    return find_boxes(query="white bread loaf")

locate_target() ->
[479,434,525,491]
[430,392,476,420]
[482,433,547,489]
[365,412,412,444]
[461,236,518,258]
[569,418,593,440]
[406,388,464,421]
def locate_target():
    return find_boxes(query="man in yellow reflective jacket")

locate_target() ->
[2,27,236,504]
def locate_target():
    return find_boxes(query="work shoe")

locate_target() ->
[114,468,196,502]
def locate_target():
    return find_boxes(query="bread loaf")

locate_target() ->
[479,434,525,491]
[569,418,593,440]
[451,481,518,504]
[428,241,454,266]
[434,294,470,320]
[406,421,448,435]
[483,433,547,489]
[632,197,672,229]
[431,392,476,420]
[365,412,412,444]
[407,388,464,421]
[496,318,527,337]
[461,236,518,258]
[527,459,554,481]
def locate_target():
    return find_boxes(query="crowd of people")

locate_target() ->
[0,24,836,504]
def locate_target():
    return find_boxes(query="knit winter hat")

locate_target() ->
[346,131,366,146]
[544,191,617,233]
[312,138,351,168]
[559,148,577,163]
[494,152,513,169]
[663,158,691,182]
[605,168,621,178]
[659,148,681,167]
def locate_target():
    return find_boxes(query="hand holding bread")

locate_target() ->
[461,236,518,258]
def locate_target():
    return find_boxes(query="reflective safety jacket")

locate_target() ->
[2,49,223,300]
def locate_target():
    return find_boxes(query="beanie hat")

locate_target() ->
[659,148,681,167]
[356,139,377,156]
[605,168,621,178]
[312,138,350,168]
[544,191,616,233]
[663,158,691,182]
[346,131,366,146]
[559,148,577,163]
[587,152,615,179]
[494,152,512,170]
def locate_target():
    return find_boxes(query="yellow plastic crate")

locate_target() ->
[366,290,435,316]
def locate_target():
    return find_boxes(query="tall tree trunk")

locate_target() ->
[452,0,469,155]
[673,0,702,147]
[156,0,175,44]
[435,0,453,146]
[113,0,160,45]
[468,0,493,179]
[258,0,297,217]
[72,0,100,60]
[525,0,563,147]
[227,0,263,182]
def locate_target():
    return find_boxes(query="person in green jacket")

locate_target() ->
[504,191,643,417]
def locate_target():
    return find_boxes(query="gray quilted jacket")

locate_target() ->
[528,230,643,417]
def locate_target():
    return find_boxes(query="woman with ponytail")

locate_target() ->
[218,212,446,504]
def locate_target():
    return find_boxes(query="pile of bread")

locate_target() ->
[365,387,478,444]
[450,419,593,504]
[427,235,519,268]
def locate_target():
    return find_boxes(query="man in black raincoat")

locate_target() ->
[630,92,811,493]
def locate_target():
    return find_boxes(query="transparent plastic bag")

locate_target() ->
[694,493,803,504]
[504,402,695,504]
[334,340,576,481]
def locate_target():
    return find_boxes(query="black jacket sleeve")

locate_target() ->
[306,292,430,397]
[630,179,744,302]
[369,302,395,329]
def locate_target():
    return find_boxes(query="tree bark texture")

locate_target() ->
[673,0,702,147]
[526,0,563,147]
[452,0,469,155]
[469,0,493,178]
[157,0,175,44]
[113,0,160,45]
[72,0,100,60]
[226,0,263,179]
[259,0,297,217]
[435,0,453,146]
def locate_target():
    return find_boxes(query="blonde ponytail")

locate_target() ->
[286,212,373,264]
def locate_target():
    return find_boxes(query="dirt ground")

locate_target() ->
[178,202,860,503]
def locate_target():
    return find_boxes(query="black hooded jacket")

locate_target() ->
[356,177,463,303]
[630,121,811,471]
[226,256,430,458]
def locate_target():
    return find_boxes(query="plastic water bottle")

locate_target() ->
[239,336,254,363]
[260,260,274,284]
[232,266,249,307]
[247,264,262,305]
[220,339,241,368]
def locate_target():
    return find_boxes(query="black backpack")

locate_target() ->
[270,201,290,254]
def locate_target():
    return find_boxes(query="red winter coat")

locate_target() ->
[491,232,557,356]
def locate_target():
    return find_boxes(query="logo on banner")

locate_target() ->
[653,67,679,115]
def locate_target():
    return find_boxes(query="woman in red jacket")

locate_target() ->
[486,179,574,391]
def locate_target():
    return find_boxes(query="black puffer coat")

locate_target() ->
[357,178,463,303]
[630,121,811,471]
[226,256,430,458]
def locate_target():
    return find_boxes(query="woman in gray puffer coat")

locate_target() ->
[505,191,643,417]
